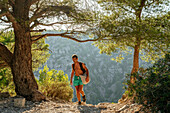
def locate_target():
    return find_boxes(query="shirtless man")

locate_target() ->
[70,54,89,105]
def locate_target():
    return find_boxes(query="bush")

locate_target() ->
[125,54,170,112]
[37,65,73,102]
[0,68,16,96]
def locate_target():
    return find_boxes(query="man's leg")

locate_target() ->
[75,86,81,102]
[79,85,85,96]
[79,85,86,102]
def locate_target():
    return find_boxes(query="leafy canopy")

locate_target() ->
[93,0,169,63]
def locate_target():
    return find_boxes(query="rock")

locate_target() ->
[14,98,26,107]
[134,105,143,113]
[0,100,8,104]
[98,105,107,109]
[97,102,110,106]
[117,105,129,112]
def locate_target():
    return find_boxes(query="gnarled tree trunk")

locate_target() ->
[11,28,45,101]
[9,0,45,101]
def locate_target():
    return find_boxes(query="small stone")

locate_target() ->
[117,105,129,112]
[70,109,76,112]
[134,106,141,113]
[98,105,107,109]
[0,100,8,104]
[14,98,26,107]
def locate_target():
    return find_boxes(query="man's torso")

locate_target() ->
[74,62,84,76]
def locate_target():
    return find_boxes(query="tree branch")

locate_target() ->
[144,0,155,7]
[0,43,13,67]
[39,21,75,26]
[30,0,40,5]
[0,10,7,18]
[30,21,76,29]
[30,29,46,32]
[136,0,147,20]
[30,5,72,22]
[31,33,99,43]
[31,34,46,43]
[5,11,20,30]
[8,0,15,7]
[116,3,134,14]
[0,62,8,69]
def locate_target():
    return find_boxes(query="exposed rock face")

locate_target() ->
[0,97,144,113]
[34,37,151,105]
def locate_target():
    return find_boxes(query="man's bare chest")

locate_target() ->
[74,63,81,70]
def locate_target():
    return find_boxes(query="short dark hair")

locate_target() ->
[72,54,78,59]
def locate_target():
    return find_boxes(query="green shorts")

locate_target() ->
[73,76,84,86]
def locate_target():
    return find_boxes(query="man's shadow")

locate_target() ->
[77,104,107,113]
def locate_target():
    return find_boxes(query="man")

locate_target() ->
[70,54,89,105]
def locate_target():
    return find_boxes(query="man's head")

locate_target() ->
[72,54,78,63]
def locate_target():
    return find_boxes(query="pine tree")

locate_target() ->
[94,0,169,83]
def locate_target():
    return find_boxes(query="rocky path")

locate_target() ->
[0,97,144,113]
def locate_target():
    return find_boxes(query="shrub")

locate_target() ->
[125,54,170,112]
[0,68,16,96]
[37,65,73,102]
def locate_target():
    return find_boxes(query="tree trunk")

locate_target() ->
[11,28,45,101]
[10,0,45,101]
[130,42,140,84]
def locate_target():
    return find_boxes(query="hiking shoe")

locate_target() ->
[82,95,86,102]
[78,101,81,105]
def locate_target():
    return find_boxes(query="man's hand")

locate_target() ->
[86,76,89,82]
[70,80,73,85]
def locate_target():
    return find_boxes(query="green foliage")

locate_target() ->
[0,31,50,70]
[0,31,50,95]
[94,0,169,63]
[31,38,51,71]
[124,54,170,112]
[37,65,73,102]
[0,68,16,96]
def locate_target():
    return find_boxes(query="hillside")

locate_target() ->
[34,36,151,105]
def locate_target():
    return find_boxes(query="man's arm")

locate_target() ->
[82,63,89,81]
[70,64,74,85]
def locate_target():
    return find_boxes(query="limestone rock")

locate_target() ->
[117,105,129,112]
[14,98,25,107]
